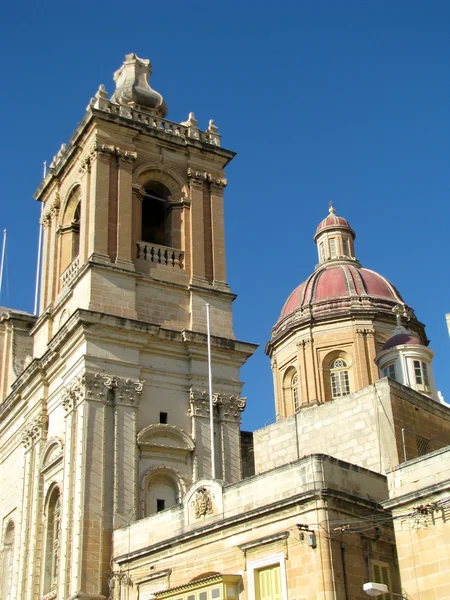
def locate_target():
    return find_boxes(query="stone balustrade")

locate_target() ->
[60,257,79,288]
[136,242,184,269]
[91,94,221,147]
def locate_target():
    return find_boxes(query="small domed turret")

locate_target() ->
[375,306,438,401]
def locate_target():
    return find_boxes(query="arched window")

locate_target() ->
[60,187,82,275]
[1,521,15,600]
[292,374,300,413]
[142,181,171,246]
[43,487,61,595]
[71,202,81,260]
[282,368,301,414]
[330,358,350,398]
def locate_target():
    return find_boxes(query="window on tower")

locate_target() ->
[413,360,430,388]
[329,238,338,259]
[142,181,171,246]
[342,236,350,257]
[382,363,396,380]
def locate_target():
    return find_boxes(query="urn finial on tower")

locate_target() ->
[111,53,168,117]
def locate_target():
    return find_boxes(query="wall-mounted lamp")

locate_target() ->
[296,524,317,549]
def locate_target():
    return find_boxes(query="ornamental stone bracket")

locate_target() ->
[79,143,137,174]
[189,389,246,421]
[356,328,375,338]
[186,168,227,190]
[61,372,144,412]
[40,194,61,228]
[21,412,48,449]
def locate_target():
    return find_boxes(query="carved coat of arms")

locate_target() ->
[194,487,213,518]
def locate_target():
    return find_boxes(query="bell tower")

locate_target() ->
[35,53,237,349]
[0,54,256,600]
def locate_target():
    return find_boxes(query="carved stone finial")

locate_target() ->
[181,112,198,128]
[328,200,336,215]
[110,53,167,118]
[207,119,218,134]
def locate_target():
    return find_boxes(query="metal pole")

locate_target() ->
[401,428,407,462]
[206,303,216,479]
[0,229,6,298]
[33,161,46,315]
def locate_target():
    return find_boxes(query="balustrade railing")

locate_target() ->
[92,96,221,146]
[136,242,184,269]
[60,257,80,288]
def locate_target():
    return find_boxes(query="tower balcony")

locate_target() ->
[136,241,184,270]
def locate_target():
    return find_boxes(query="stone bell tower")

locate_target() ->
[0,54,256,600]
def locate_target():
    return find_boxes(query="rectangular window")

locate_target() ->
[160,412,168,424]
[319,242,326,262]
[255,565,282,600]
[247,553,287,600]
[370,561,392,600]
[382,364,396,380]
[422,362,429,386]
[331,371,350,398]
[293,386,300,413]
[342,237,350,257]
[414,360,423,385]
[329,238,337,258]
[157,499,166,512]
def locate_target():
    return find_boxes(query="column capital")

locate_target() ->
[132,183,146,200]
[21,411,48,449]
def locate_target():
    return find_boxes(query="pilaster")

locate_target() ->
[116,150,137,268]
[88,145,112,262]
[187,169,207,281]
[209,180,227,285]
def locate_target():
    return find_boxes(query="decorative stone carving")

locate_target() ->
[40,195,61,226]
[62,372,144,412]
[193,487,213,518]
[113,377,144,406]
[187,168,227,190]
[21,412,48,449]
[49,143,67,170]
[189,389,246,420]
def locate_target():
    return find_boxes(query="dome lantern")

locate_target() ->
[314,202,357,266]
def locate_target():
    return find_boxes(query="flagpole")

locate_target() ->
[206,303,216,480]
[34,161,47,315]
[0,229,6,298]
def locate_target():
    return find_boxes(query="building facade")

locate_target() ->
[0,54,449,600]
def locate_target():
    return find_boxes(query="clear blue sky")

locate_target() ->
[0,1,449,429]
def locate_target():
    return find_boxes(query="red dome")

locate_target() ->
[316,214,351,235]
[383,333,423,350]
[279,265,404,321]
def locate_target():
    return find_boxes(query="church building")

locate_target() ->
[0,54,449,600]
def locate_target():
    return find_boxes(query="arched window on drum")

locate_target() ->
[330,358,350,399]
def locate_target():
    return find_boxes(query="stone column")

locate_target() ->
[189,390,214,479]
[108,376,143,528]
[48,195,61,301]
[187,169,207,282]
[39,209,51,311]
[23,411,48,600]
[116,151,137,269]
[87,145,112,263]
[216,394,246,483]
[209,180,227,285]
[78,156,91,265]
[299,340,311,405]
[132,183,145,259]
[18,412,48,600]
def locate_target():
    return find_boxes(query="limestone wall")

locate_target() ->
[254,379,399,474]
[385,446,450,599]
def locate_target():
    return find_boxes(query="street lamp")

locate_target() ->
[363,582,408,599]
